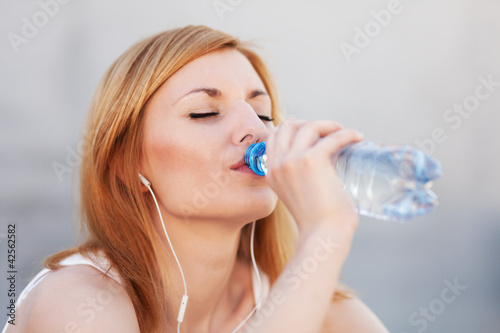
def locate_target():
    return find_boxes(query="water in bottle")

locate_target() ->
[244,141,442,221]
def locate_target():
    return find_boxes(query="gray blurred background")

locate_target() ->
[1,0,499,332]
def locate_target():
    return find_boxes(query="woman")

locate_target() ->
[5,25,388,332]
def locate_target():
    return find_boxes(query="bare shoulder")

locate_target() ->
[7,265,140,333]
[321,297,389,333]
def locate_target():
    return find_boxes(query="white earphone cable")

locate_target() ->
[146,183,188,333]
[231,220,262,333]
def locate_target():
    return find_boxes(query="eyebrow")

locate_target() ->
[174,87,269,105]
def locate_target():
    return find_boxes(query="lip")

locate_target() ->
[230,158,246,170]
[232,164,257,174]
[230,157,259,175]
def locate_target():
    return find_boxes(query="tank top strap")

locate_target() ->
[14,252,121,309]
[60,251,122,285]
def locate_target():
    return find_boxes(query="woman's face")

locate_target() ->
[140,48,278,224]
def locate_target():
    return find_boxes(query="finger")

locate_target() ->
[311,128,364,158]
[265,126,277,172]
[265,119,304,176]
[269,119,304,160]
[289,121,344,153]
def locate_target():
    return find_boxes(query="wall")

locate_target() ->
[1,0,499,331]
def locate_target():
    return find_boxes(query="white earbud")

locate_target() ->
[138,173,151,187]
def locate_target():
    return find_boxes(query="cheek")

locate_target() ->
[144,131,221,201]
[148,138,203,181]
[145,119,197,169]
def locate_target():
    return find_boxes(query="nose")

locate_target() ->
[231,101,268,146]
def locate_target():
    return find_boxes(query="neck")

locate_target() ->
[153,211,255,332]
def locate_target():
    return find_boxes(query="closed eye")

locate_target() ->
[189,112,219,119]
[189,112,274,122]
[258,115,275,122]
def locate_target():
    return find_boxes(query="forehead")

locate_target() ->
[157,48,265,102]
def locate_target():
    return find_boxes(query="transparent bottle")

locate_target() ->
[244,141,442,221]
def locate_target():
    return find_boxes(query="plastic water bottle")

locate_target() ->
[244,141,442,221]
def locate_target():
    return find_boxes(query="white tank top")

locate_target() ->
[2,252,270,332]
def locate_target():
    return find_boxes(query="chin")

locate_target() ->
[244,192,278,220]
[220,189,278,221]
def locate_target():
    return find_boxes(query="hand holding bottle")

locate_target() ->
[264,119,364,238]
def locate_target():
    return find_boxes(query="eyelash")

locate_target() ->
[189,112,275,122]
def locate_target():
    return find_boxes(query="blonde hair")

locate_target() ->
[45,25,352,332]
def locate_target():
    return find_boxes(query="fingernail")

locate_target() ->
[356,131,364,138]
